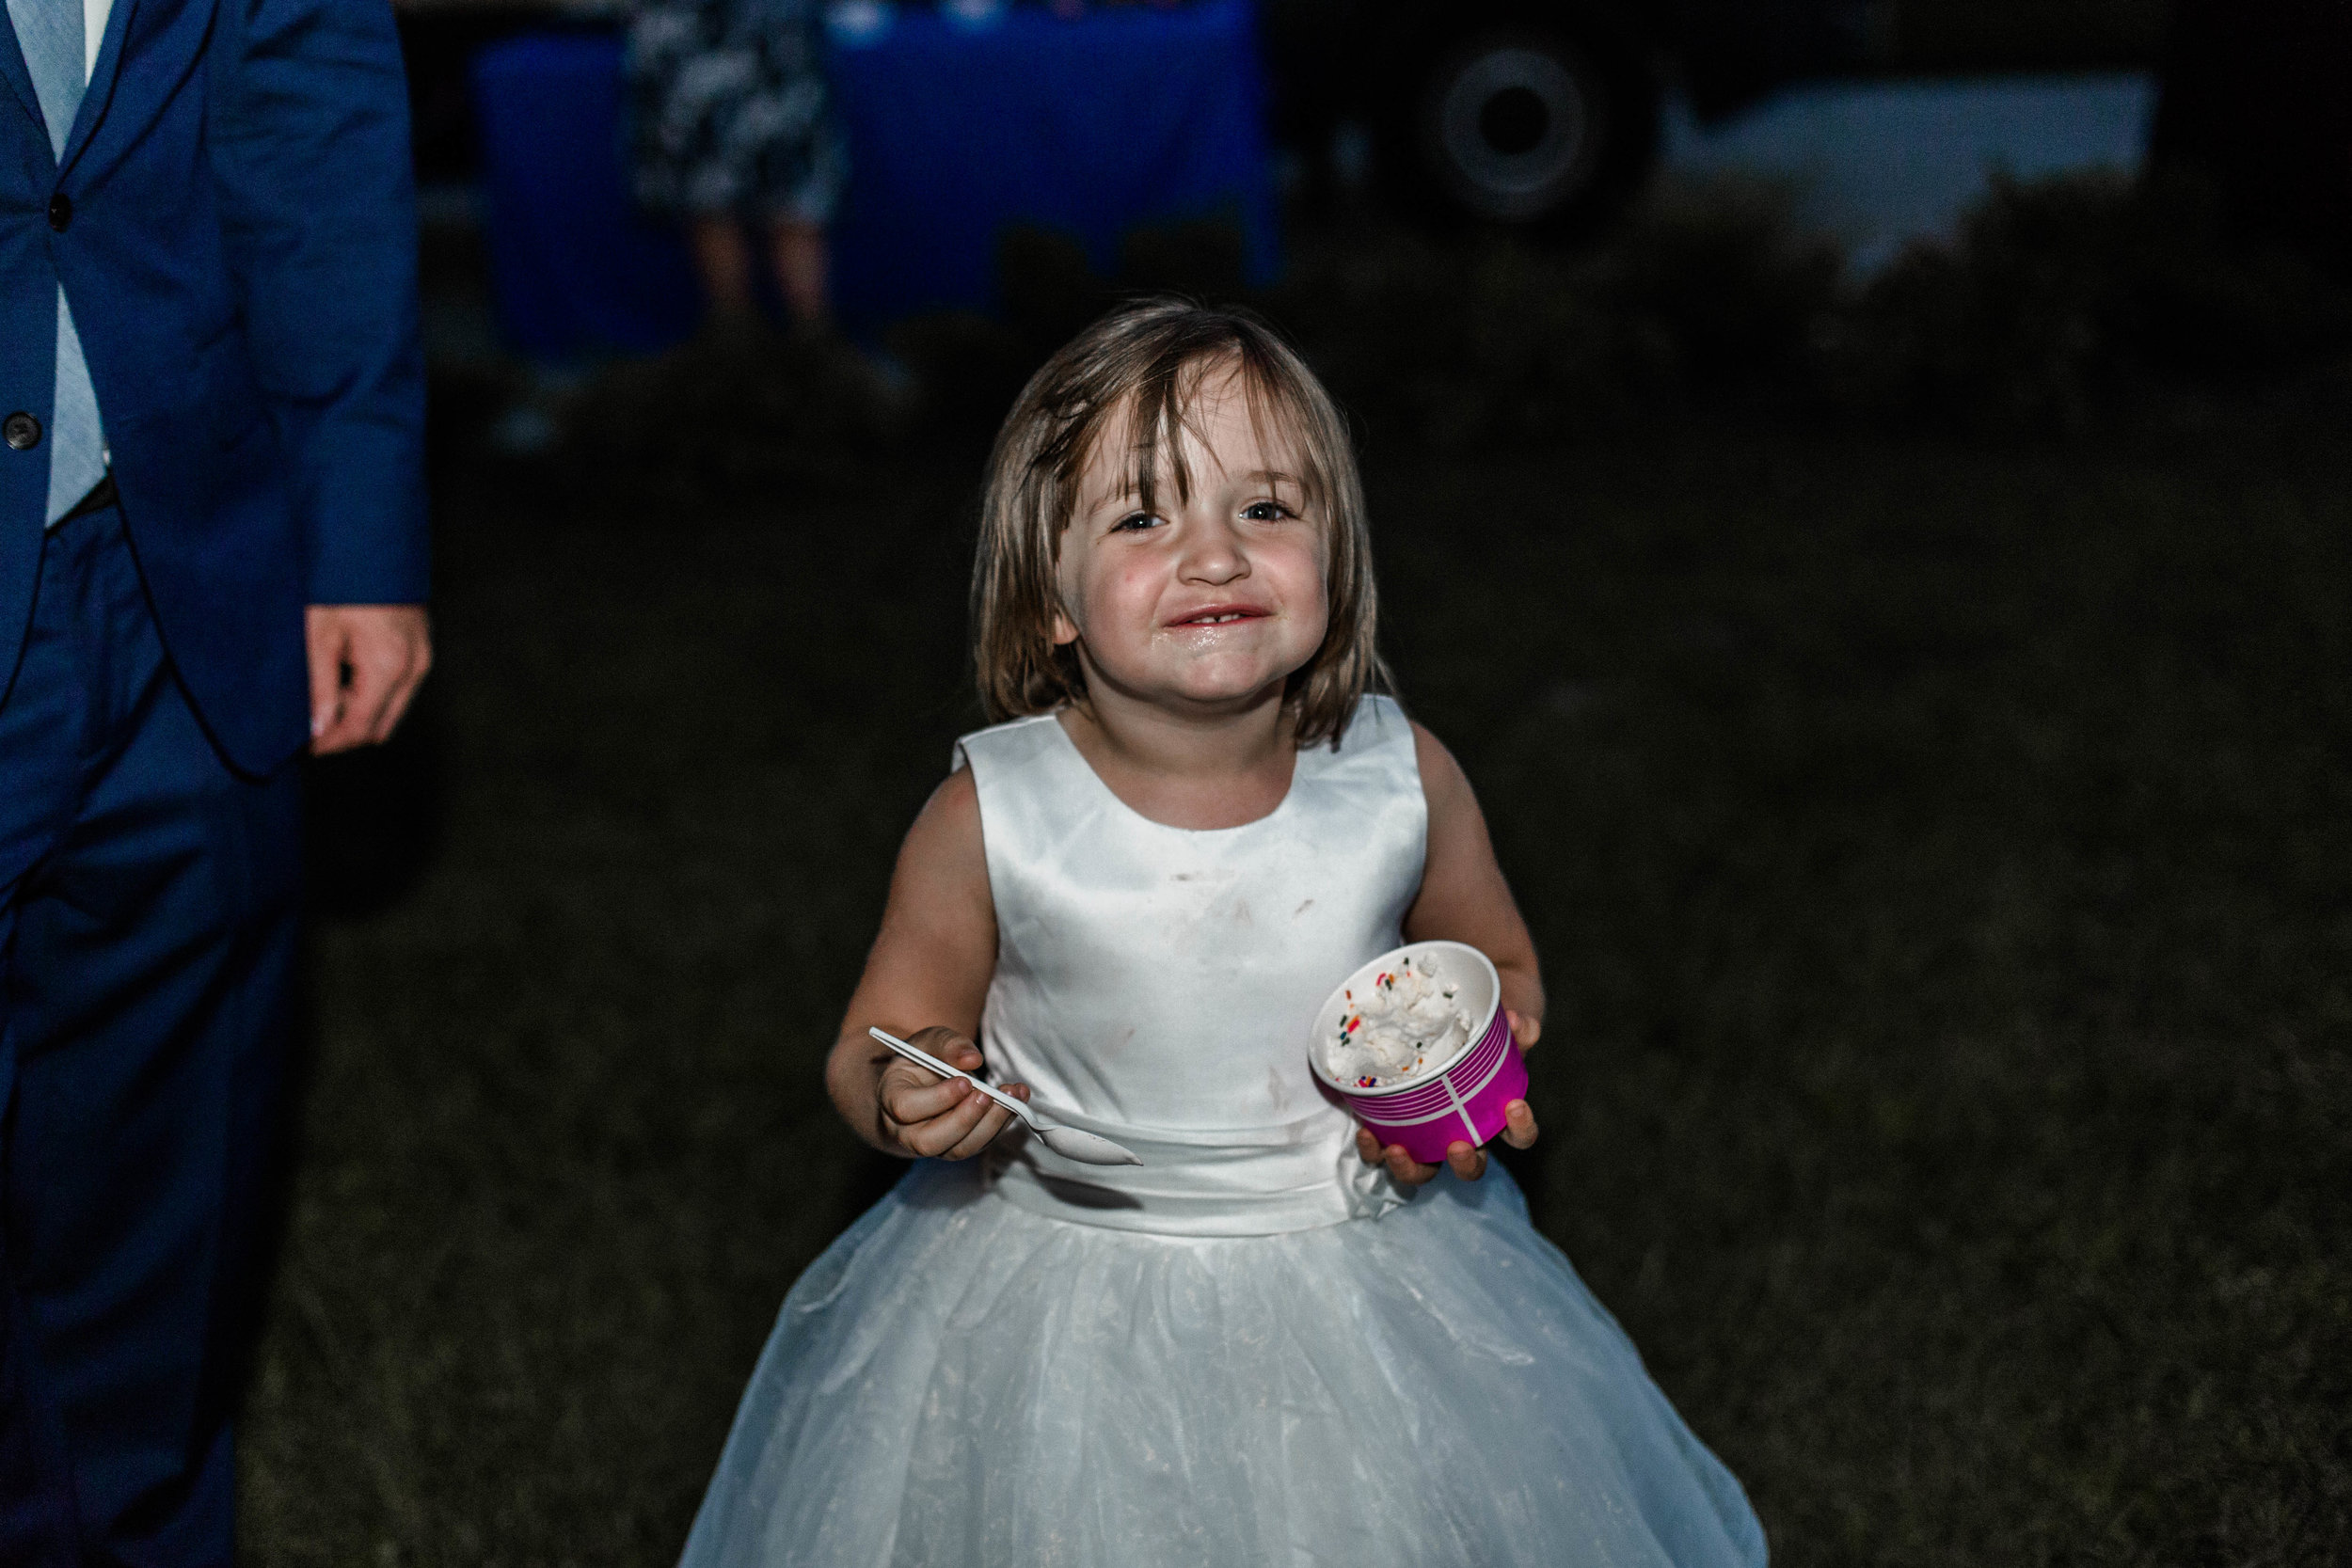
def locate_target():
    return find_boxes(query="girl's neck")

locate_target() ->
[1057,675,1297,832]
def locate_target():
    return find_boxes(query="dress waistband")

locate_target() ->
[984,1104,1406,1238]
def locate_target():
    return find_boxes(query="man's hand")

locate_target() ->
[306,604,431,754]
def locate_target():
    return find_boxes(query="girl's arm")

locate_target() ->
[823,769,1026,1159]
[1401,722,1545,1045]
[1363,721,1545,1185]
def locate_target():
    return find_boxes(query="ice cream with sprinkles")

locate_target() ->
[1322,953,1474,1087]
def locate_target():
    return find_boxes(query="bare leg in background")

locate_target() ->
[688,217,761,325]
[689,215,832,331]
[769,219,830,328]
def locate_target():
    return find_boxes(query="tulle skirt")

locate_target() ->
[679,1160,1767,1567]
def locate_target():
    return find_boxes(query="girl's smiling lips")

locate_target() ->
[1168,603,1270,628]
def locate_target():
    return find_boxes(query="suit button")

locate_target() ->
[46,193,70,231]
[4,412,40,451]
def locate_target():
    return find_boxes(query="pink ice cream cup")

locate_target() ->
[1308,941,1528,1164]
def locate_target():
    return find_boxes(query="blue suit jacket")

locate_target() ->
[0,0,425,774]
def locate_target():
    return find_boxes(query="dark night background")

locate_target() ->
[247,0,2349,1560]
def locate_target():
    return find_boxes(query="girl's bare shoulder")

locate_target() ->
[899,766,985,879]
[1406,719,1476,816]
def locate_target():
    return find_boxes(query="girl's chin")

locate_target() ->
[1092,666,1289,710]
[1164,671,1295,708]
[1084,641,1313,710]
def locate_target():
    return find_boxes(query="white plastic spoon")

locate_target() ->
[867,1027,1144,1166]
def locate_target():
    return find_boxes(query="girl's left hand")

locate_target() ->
[1357,1099,1538,1186]
[1354,1008,1541,1186]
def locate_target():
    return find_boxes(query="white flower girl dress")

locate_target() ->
[680,696,1767,1567]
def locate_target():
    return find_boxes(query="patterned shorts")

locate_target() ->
[626,0,848,223]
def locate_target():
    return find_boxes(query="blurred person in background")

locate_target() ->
[0,0,428,1558]
[628,0,847,335]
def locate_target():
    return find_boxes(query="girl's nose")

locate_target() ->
[1178,516,1249,583]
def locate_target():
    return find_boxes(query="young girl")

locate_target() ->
[679,303,1767,1566]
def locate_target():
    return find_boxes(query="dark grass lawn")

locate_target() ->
[239,403,2351,1565]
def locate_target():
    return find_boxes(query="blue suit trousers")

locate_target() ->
[0,504,298,1567]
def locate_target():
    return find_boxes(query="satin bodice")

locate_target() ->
[956,695,1425,1235]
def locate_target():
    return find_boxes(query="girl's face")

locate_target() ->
[1053,366,1330,719]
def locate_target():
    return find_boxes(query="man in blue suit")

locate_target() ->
[0,0,428,1556]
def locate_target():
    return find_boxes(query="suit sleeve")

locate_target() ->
[208,0,428,606]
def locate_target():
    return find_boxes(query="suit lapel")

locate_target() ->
[62,0,136,170]
[0,6,49,152]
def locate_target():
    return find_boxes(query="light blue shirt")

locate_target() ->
[8,0,112,525]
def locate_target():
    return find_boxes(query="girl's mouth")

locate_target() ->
[1172,606,1265,627]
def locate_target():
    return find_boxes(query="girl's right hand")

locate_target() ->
[874,1026,1031,1161]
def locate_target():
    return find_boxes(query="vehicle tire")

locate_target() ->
[1375,21,1661,237]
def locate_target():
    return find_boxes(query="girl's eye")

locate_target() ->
[1111,511,1163,533]
[1240,499,1296,523]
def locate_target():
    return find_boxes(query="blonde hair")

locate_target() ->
[972,299,1387,747]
